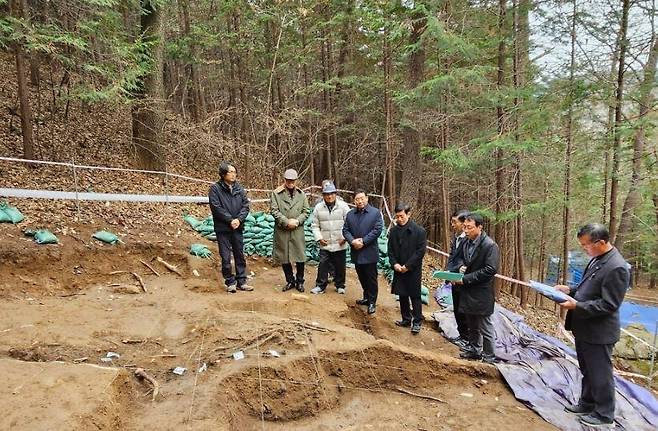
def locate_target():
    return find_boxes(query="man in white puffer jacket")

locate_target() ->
[310,181,351,294]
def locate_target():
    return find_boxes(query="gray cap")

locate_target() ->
[283,169,298,180]
[322,181,337,194]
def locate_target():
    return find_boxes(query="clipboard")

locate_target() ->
[432,270,464,282]
[529,280,570,303]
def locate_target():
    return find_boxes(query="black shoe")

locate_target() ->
[579,413,613,427]
[565,403,594,416]
[454,339,470,349]
[459,342,473,352]
[411,323,422,334]
[282,281,296,292]
[356,299,368,306]
[481,354,499,364]
[459,350,482,360]
[395,319,411,327]
[367,304,376,314]
[296,282,305,293]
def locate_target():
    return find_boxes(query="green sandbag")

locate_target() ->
[264,214,275,223]
[184,214,201,229]
[190,243,212,258]
[205,233,217,241]
[245,214,256,224]
[421,295,429,305]
[421,285,429,296]
[0,203,24,224]
[195,224,214,235]
[34,229,58,244]
[92,230,120,245]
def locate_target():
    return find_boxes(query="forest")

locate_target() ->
[1,0,657,302]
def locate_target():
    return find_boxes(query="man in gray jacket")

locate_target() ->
[556,223,629,428]
[310,181,351,294]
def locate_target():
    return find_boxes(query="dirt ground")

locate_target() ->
[0,222,557,431]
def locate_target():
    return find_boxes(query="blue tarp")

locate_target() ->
[432,305,658,430]
[620,301,658,332]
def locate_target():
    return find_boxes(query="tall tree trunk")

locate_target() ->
[651,193,658,289]
[383,35,396,210]
[512,0,529,307]
[561,0,577,290]
[608,0,630,243]
[132,0,166,171]
[179,0,204,122]
[493,0,508,297]
[602,34,621,225]
[10,0,35,160]
[398,11,426,209]
[615,35,658,253]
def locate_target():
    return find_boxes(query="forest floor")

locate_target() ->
[0,221,558,431]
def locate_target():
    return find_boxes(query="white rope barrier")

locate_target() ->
[0,156,214,184]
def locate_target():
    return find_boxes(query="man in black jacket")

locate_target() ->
[555,223,629,428]
[388,203,427,334]
[454,213,499,364]
[447,210,469,347]
[208,161,253,293]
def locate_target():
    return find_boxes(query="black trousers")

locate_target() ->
[451,284,469,339]
[282,262,305,284]
[399,295,423,324]
[575,339,615,422]
[465,314,496,357]
[216,231,247,287]
[355,263,378,305]
[315,249,346,290]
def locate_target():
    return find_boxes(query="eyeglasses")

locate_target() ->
[580,239,603,248]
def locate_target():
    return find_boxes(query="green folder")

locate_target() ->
[432,270,464,282]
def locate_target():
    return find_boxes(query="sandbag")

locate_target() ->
[34,229,58,244]
[190,243,212,258]
[195,223,214,235]
[92,230,120,245]
[0,203,24,224]
[0,209,10,223]
[184,214,201,229]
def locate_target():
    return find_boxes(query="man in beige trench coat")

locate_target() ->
[270,169,310,292]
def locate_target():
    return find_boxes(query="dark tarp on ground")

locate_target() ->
[432,305,658,431]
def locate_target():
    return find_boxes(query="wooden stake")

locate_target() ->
[395,386,447,404]
[156,256,183,276]
[134,368,160,401]
[132,272,147,293]
[140,259,161,276]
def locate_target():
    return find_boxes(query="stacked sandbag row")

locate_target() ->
[243,212,275,257]
[183,212,393,278]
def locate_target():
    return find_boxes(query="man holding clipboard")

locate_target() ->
[554,223,629,428]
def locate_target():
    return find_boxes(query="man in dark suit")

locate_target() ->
[447,210,470,347]
[343,190,383,314]
[555,223,629,428]
[388,203,427,334]
[453,213,500,364]
[208,161,253,293]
